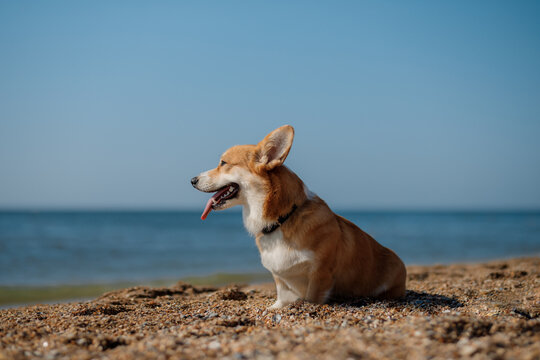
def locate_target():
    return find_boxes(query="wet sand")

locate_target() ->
[1,257,539,359]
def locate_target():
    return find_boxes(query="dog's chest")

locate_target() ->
[257,230,314,276]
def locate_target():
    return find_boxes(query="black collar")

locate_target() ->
[261,204,298,235]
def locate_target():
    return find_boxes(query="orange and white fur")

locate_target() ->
[191,125,406,309]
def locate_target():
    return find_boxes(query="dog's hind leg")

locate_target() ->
[378,262,407,299]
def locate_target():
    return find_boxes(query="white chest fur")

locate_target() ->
[258,229,314,279]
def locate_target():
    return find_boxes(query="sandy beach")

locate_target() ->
[1,257,538,360]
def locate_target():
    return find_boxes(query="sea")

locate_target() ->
[1,210,539,289]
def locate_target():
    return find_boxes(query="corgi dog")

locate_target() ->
[191,125,406,309]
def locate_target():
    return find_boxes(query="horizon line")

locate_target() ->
[1,206,539,213]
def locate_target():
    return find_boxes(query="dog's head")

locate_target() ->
[191,125,295,220]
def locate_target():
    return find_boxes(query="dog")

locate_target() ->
[191,125,406,308]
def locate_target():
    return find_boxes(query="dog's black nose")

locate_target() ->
[191,177,199,186]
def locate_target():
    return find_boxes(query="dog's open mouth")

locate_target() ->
[201,183,239,220]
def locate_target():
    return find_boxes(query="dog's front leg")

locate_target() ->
[270,275,300,309]
[305,269,334,304]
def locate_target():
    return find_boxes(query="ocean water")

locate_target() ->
[0,210,539,287]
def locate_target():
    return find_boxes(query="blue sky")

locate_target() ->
[1,1,539,210]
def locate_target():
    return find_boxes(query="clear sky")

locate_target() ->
[1,1,539,210]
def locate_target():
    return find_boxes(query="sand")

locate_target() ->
[1,257,539,360]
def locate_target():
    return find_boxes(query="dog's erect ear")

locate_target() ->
[255,125,295,171]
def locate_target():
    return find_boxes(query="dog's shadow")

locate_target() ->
[330,290,463,312]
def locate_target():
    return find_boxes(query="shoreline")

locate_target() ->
[1,256,538,359]
[4,254,539,308]
[0,273,273,308]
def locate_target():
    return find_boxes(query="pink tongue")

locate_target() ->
[200,187,231,220]
[201,198,214,220]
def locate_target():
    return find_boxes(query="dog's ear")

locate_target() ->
[255,125,295,171]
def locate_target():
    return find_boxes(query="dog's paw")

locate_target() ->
[269,301,286,309]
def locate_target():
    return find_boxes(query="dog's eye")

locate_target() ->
[220,160,227,166]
